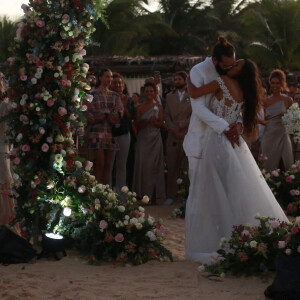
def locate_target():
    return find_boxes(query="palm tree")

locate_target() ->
[0,16,17,63]
[242,0,300,72]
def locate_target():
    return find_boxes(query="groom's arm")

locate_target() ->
[190,67,229,135]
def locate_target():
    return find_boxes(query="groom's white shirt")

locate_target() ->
[183,57,230,158]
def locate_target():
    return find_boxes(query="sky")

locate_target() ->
[0,0,160,19]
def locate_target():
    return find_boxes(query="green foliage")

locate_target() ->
[0,16,18,62]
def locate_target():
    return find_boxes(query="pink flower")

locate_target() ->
[39,127,45,135]
[13,157,20,165]
[47,99,54,107]
[31,183,36,189]
[21,145,30,152]
[41,143,49,152]
[290,189,296,196]
[35,20,45,27]
[60,79,67,86]
[99,220,108,229]
[66,80,71,86]
[258,157,264,162]
[115,233,124,243]
[20,114,29,124]
[78,185,86,193]
[21,4,29,12]
[270,220,280,229]
[34,178,41,185]
[278,241,286,248]
[271,170,279,177]
[297,246,300,253]
[62,14,70,22]
[242,230,250,236]
[20,75,27,81]
[79,49,86,56]
[291,227,299,235]
[285,249,292,255]
[95,198,100,205]
[58,107,67,116]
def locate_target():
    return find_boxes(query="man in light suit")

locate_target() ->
[165,71,192,204]
[184,37,243,262]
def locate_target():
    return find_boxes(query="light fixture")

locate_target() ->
[38,232,66,260]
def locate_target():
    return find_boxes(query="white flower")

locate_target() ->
[250,240,258,248]
[85,161,93,171]
[197,265,205,272]
[138,206,145,213]
[124,215,129,220]
[61,149,66,156]
[31,78,37,84]
[121,186,129,194]
[124,220,128,226]
[54,72,59,78]
[78,185,86,193]
[136,223,143,230]
[54,154,63,163]
[146,231,157,241]
[141,195,150,204]
[118,205,125,213]
[46,136,53,143]
[16,133,23,142]
[63,207,72,216]
[147,216,155,225]
[35,73,41,79]
[130,218,138,225]
[75,161,82,168]
[55,135,64,142]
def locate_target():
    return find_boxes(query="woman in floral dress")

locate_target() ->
[85,68,123,184]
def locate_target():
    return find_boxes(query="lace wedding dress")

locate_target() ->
[185,77,288,264]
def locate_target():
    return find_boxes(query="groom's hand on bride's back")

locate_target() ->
[224,123,243,148]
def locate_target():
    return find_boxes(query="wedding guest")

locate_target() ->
[293,92,300,106]
[131,92,140,108]
[0,72,20,233]
[287,80,299,98]
[87,73,98,92]
[109,73,131,198]
[292,92,300,160]
[250,86,267,160]
[133,82,165,204]
[85,68,123,184]
[164,71,191,204]
[261,69,293,171]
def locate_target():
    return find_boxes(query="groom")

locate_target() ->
[183,37,243,180]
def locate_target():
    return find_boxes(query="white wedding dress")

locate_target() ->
[185,77,288,264]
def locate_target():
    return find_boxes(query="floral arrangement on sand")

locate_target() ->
[1,0,172,265]
[203,216,300,276]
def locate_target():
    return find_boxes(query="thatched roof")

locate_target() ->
[84,55,204,75]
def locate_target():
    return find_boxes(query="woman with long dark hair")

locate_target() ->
[186,59,288,264]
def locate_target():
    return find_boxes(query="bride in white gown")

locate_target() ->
[185,59,288,264]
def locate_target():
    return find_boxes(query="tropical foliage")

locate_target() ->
[1,0,300,73]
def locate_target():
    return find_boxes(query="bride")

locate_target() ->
[185,58,288,264]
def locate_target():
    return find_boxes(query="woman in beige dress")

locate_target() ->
[0,73,18,229]
[261,69,293,171]
[133,82,165,204]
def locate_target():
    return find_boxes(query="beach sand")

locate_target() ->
[0,204,271,299]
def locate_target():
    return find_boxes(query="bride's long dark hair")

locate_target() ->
[237,59,262,136]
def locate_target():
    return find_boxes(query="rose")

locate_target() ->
[69,113,76,121]
[60,79,67,86]
[63,207,72,216]
[121,186,129,194]
[16,133,23,142]
[55,135,64,142]
[278,241,286,248]
[250,240,257,248]
[138,206,145,213]
[241,230,250,237]
[286,176,293,183]
[85,161,93,171]
[290,189,296,196]
[20,75,27,81]
[31,78,37,84]
[36,20,45,27]
[291,227,299,235]
[20,114,29,124]
[146,231,157,241]
[13,157,20,165]
[41,143,49,152]
[47,99,54,107]
[78,185,86,193]
[115,233,124,243]
[271,170,279,177]
[86,94,93,102]
[39,127,45,135]
[62,14,70,22]
[270,219,280,229]
[99,220,108,229]
[141,195,150,204]
[136,223,143,230]
[75,161,82,168]
[285,249,292,255]
[46,136,53,143]
[176,178,183,185]
[118,206,125,213]
[58,107,67,116]
[21,145,30,152]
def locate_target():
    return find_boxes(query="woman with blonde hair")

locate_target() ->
[261,69,293,171]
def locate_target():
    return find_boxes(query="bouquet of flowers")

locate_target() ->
[282,103,300,143]
[205,216,300,276]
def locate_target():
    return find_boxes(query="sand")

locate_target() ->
[0,204,271,300]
